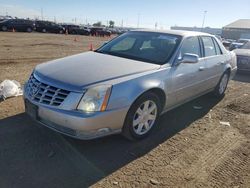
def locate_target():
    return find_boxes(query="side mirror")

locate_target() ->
[179,53,199,64]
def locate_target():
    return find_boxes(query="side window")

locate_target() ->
[202,37,217,57]
[110,37,136,51]
[212,38,222,55]
[179,37,201,58]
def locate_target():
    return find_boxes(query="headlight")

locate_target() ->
[77,85,112,112]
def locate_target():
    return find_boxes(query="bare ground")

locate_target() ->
[0,32,249,188]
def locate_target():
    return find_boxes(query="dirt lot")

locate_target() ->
[0,32,249,188]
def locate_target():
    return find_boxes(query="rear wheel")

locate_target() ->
[2,26,7,31]
[122,92,161,140]
[213,71,230,97]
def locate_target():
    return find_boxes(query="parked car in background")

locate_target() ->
[229,38,250,51]
[24,30,237,141]
[229,42,244,51]
[222,39,231,48]
[35,20,64,34]
[62,24,90,35]
[0,19,35,32]
[0,15,13,22]
[233,41,250,72]
[90,27,111,37]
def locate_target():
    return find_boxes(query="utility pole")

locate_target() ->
[201,10,207,31]
[121,19,124,28]
[137,13,140,28]
[41,8,43,20]
[155,22,158,30]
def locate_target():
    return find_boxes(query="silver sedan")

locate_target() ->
[24,30,237,140]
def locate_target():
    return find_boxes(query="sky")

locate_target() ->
[0,0,250,29]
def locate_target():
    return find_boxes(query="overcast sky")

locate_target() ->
[0,0,250,28]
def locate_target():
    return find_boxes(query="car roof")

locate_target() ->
[131,29,213,37]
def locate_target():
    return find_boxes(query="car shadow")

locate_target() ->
[0,93,222,188]
[233,72,250,83]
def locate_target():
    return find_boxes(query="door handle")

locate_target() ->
[220,61,226,64]
[199,66,205,71]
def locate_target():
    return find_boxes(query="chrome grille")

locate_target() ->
[26,74,70,106]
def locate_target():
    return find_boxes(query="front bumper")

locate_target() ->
[24,95,129,140]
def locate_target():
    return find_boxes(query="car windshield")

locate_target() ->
[241,41,250,49]
[96,31,182,65]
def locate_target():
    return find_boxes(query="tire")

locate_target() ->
[27,27,32,33]
[213,71,230,97]
[42,28,46,33]
[2,26,7,31]
[122,92,161,141]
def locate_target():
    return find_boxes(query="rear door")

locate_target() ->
[170,36,206,105]
[201,36,225,90]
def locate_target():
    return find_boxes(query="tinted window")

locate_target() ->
[213,38,222,55]
[97,32,182,65]
[202,37,217,57]
[179,37,201,58]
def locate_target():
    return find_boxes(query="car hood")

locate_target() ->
[234,49,250,56]
[35,51,160,91]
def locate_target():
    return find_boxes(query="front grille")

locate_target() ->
[26,74,70,106]
[237,55,250,70]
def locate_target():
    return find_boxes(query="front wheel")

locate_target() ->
[122,92,161,140]
[213,72,230,97]
[27,27,32,32]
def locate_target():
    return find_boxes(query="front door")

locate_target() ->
[170,36,206,105]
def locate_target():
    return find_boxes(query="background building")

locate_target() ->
[171,26,222,35]
[222,19,250,40]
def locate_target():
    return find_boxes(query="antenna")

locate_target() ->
[137,13,140,28]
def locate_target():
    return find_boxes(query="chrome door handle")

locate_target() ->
[199,66,205,71]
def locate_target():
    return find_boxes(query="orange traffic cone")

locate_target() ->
[89,43,94,51]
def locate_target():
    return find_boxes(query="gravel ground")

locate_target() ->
[0,32,249,188]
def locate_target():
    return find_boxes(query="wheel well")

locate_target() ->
[144,88,166,111]
[225,68,231,75]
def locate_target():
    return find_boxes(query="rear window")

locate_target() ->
[201,36,217,57]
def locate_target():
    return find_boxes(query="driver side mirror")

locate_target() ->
[178,53,199,64]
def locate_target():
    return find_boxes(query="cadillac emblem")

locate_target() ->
[30,83,40,97]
